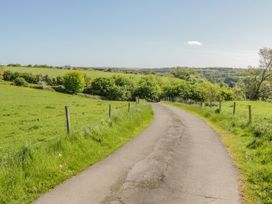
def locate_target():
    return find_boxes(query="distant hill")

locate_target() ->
[93,67,249,87]
[1,64,249,87]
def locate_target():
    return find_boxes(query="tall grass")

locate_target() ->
[167,101,272,204]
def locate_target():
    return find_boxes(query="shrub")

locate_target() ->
[107,85,127,100]
[88,77,114,96]
[113,76,136,100]
[87,77,132,101]
[20,72,40,84]
[56,76,64,85]
[219,87,235,101]
[134,76,161,102]
[3,71,19,81]
[3,71,40,84]
[7,63,21,67]
[63,71,86,94]
[0,68,4,79]
[14,77,28,87]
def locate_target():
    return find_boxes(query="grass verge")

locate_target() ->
[165,102,272,204]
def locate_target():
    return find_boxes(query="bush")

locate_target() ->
[88,77,114,96]
[219,86,235,101]
[52,85,67,93]
[134,76,161,102]
[63,71,86,94]
[87,77,132,101]
[7,64,21,67]
[0,68,4,79]
[113,76,136,100]
[20,72,40,84]
[3,71,40,84]
[3,71,19,81]
[14,77,28,87]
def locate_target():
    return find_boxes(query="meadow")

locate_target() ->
[167,101,272,204]
[2,66,136,79]
[0,84,153,203]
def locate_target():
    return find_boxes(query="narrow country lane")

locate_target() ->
[35,103,241,204]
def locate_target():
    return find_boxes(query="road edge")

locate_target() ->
[163,102,247,204]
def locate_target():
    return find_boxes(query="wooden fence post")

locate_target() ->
[65,106,71,135]
[128,102,130,112]
[136,96,139,104]
[218,101,222,113]
[109,104,112,118]
[233,102,236,115]
[248,105,252,123]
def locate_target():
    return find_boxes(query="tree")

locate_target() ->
[171,67,202,82]
[87,76,132,100]
[63,71,86,94]
[88,77,115,97]
[134,76,161,102]
[244,48,272,100]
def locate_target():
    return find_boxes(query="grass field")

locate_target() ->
[167,101,272,204]
[0,84,153,203]
[1,66,182,86]
[2,66,136,79]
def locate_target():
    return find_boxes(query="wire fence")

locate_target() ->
[0,100,142,166]
[165,97,272,125]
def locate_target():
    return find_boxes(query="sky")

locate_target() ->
[1,0,272,68]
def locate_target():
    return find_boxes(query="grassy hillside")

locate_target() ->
[0,85,125,154]
[2,66,122,79]
[167,101,272,204]
[105,67,249,85]
[0,84,153,203]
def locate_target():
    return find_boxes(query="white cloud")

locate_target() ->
[187,41,203,46]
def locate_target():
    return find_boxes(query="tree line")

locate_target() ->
[0,69,236,102]
[1,48,271,102]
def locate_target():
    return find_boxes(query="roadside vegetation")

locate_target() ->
[0,47,271,203]
[0,85,153,203]
[167,101,272,204]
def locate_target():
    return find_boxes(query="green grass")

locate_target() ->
[0,84,153,204]
[2,66,138,79]
[166,101,272,204]
[2,66,183,85]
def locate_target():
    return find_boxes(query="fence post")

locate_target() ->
[109,104,112,118]
[136,96,139,104]
[128,102,131,112]
[65,106,71,136]
[218,101,222,113]
[248,105,252,123]
[233,102,236,115]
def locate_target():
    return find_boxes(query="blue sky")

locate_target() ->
[1,0,272,68]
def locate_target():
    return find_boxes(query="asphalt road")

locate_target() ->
[35,103,241,204]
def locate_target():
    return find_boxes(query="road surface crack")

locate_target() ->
[104,108,185,204]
